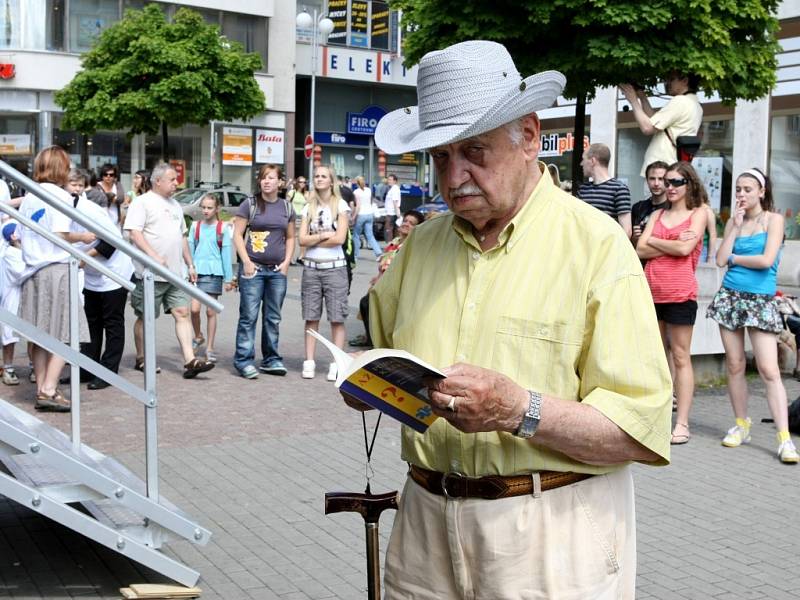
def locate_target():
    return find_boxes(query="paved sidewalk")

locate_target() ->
[1,258,799,599]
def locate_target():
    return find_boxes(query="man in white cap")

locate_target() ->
[349,41,672,598]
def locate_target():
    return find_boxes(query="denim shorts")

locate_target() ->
[196,274,223,296]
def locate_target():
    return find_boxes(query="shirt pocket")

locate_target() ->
[492,316,582,396]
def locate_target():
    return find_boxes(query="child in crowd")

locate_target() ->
[188,194,233,363]
[0,222,27,385]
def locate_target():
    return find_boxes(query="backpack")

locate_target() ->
[193,220,224,251]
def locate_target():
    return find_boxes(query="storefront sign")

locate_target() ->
[328,0,348,45]
[321,46,417,85]
[350,0,369,47]
[170,159,186,189]
[0,63,15,79]
[346,105,387,135]
[255,129,285,164]
[222,127,252,166]
[539,133,590,158]
[371,1,390,50]
[315,131,371,147]
[0,134,31,155]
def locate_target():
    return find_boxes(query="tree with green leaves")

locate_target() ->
[55,4,265,162]
[394,0,780,189]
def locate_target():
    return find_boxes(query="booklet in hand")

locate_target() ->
[307,329,446,433]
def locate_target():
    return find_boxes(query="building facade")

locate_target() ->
[0,0,295,194]
[294,0,428,194]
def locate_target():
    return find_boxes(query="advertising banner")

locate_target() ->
[0,134,32,156]
[222,127,252,166]
[350,0,369,47]
[371,1,390,50]
[328,0,348,45]
[255,129,285,164]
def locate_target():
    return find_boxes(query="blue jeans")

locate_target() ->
[234,265,287,373]
[352,213,383,258]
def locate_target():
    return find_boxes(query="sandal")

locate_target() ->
[134,359,161,374]
[670,422,691,445]
[192,336,205,350]
[183,357,215,379]
[35,390,71,413]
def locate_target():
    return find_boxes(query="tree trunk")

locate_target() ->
[571,91,587,197]
[161,121,169,162]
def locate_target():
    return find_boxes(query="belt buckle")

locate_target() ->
[440,471,466,499]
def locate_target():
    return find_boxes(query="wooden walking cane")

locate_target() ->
[325,408,398,599]
[325,490,398,600]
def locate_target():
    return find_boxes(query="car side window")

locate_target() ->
[228,192,247,207]
[209,192,223,206]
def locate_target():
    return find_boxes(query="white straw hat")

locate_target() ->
[375,40,565,155]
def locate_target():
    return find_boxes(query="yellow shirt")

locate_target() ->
[369,164,672,477]
[641,93,703,176]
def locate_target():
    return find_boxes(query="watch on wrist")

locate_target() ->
[514,390,542,438]
[727,254,735,267]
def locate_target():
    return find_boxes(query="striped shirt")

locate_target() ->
[577,178,631,218]
[369,164,672,477]
[644,210,702,303]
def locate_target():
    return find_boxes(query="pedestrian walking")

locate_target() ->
[351,40,671,598]
[124,163,215,379]
[299,164,350,381]
[351,176,383,260]
[288,177,308,264]
[637,161,708,445]
[188,194,233,365]
[231,164,295,379]
[708,168,799,463]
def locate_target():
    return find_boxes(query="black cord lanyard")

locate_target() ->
[361,411,382,495]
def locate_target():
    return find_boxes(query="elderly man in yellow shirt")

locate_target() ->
[353,41,672,599]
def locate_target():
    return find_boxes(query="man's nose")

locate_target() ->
[443,155,471,189]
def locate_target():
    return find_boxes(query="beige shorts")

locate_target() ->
[384,466,636,599]
[130,279,189,318]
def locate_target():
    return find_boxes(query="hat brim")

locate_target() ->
[375,70,565,155]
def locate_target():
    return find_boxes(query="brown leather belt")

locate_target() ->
[409,465,594,500]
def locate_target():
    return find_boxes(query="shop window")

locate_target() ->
[770,114,800,239]
[68,0,120,53]
[0,114,36,182]
[221,12,267,71]
[145,127,201,189]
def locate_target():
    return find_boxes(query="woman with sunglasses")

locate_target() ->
[637,162,708,445]
[707,169,798,463]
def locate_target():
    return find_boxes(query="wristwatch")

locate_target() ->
[514,390,542,438]
[727,254,736,267]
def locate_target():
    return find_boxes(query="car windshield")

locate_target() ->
[174,189,207,205]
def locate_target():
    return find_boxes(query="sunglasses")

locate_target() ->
[102,172,115,177]
[665,178,687,188]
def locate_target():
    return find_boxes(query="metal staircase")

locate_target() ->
[0,161,222,586]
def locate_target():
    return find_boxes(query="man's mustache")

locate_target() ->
[449,184,484,198]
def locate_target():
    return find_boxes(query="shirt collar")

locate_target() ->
[451,162,554,253]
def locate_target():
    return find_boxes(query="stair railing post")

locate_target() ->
[143,269,159,501]
[69,256,81,452]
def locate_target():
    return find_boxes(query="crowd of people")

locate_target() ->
[0,148,423,406]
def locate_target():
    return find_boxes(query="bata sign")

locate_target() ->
[539,133,590,158]
[255,129,285,164]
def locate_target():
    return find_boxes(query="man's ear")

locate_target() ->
[520,114,541,161]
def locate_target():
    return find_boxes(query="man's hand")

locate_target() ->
[619,83,638,103]
[427,363,528,434]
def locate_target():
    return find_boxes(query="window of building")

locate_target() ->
[770,113,800,239]
[0,0,52,50]
[46,0,65,50]
[68,0,120,53]
[221,12,267,71]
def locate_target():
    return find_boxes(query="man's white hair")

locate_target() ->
[150,162,173,185]
[504,118,524,147]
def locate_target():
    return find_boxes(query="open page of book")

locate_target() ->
[307,329,445,433]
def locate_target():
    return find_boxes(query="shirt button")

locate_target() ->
[472,252,480,260]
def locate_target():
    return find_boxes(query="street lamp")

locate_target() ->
[297,8,334,178]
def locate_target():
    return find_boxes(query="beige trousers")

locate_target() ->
[384,466,636,600]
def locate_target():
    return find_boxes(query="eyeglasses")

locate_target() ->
[665,178,687,188]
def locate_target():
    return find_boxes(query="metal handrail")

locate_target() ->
[0,160,223,313]
[0,203,134,292]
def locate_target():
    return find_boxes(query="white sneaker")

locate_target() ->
[302,360,316,379]
[778,437,799,464]
[327,362,338,382]
[722,418,751,448]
